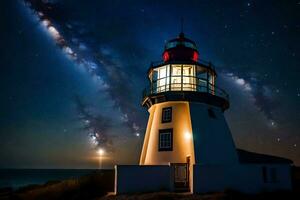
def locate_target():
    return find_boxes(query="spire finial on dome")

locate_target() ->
[179,17,184,38]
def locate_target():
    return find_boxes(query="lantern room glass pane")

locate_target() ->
[158,66,166,92]
[166,65,170,91]
[182,65,196,91]
[152,65,170,93]
[171,65,182,91]
[208,71,215,94]
[196,65,207,92]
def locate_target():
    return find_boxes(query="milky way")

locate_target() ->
[23,0,143,151]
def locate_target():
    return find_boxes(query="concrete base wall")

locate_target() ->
[193,164,292,194]
[115,164,292,194]
[115,165,173,194]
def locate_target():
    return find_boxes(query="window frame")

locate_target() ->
[158,129,173,151]
[161,107,172,123]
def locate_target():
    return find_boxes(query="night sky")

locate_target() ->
[0,0,299,168]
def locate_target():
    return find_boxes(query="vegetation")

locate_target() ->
[11,170,114,200]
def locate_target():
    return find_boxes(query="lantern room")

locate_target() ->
[148,33,218,94]
[142,33,229,110]
[148,64,216,94]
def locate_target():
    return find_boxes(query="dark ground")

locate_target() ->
[0,167,299,200]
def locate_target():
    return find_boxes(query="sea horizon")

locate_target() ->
[0,168,112,189]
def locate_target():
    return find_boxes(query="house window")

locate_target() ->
[262,166,268,183]
[208,108,216,119]
[162,107,172,123]
[270,168,278,183]
[159,129,173,151]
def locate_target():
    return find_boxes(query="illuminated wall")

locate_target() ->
[140,101,195,166]
[139,101,196,190]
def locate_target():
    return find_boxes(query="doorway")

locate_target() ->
[173,161,190,192]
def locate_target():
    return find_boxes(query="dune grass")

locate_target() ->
[13,170,114,200]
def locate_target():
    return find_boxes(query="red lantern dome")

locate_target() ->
[162,32,199,62]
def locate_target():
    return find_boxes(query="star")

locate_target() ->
[271,121,275,126]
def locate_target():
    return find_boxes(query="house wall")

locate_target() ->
[193,164,292,194]
[115,165,173,194]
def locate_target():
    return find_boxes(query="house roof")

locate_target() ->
[237,149,293,164]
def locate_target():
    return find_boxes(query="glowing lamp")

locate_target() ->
[163,51,170,61]
[184,132,192,140]
[192,51,199,61]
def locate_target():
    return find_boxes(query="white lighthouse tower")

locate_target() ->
[115,32,293,194]
[139,32,238,190]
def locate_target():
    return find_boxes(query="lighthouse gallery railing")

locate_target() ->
[142,77,229,102]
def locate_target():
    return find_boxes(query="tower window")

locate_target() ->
[162,107,172,123]
[159,129,173,151]
[208,108,216,119]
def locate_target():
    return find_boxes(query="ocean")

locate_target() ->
[0,169,97,189]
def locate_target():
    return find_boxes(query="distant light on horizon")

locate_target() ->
[97,148,105,156]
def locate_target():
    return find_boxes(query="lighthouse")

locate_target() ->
[115,32,293,194]
[139,32,239,190]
